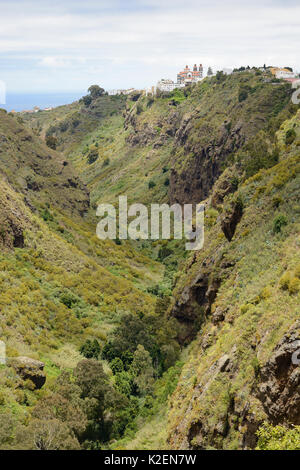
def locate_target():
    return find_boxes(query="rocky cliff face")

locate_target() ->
[257,321,300,426]
[170,251,226,344]
[123,74,291,211]
[169,79,291,205]
[170,118,246,205]
[167,109,300,449]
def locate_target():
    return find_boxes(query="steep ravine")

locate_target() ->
[16,72,300,449]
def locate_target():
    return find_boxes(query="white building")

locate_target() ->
[275,70,299,80]
[156,79,185,92]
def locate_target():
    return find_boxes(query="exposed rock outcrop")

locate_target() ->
[256,322,300,425]
[221,199,243,241]
[9,356,46,389]
[169,118,246,205]
[170,262,221,344]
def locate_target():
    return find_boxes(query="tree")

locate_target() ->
[130,345,155,396]
[80,339,101,359]
[110,357,124,374]
[88,85,105,100]
[81,95,92,106]
[0,413,16,449]
[74,359,109,401]
[207,66,213,76]
[102,313,158,367]
[114,370,134,397]
[74,359,111,442]
[25,418,80,450]
[32,378,87,440]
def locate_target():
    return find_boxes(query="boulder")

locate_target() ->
[9,356,46,389]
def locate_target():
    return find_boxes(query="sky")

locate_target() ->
[0,0,300,93]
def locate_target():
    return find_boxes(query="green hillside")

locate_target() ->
[0,69,299,450]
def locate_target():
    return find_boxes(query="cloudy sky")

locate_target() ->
[0,0,299,93]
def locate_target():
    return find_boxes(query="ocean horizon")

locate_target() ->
[0,91,85,112]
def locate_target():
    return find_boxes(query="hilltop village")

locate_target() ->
[108,64,300,95]
[17,64,300,113]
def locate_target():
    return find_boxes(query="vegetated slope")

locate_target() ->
[16,70,300,450]
[0,109,89,216]
[23,94,127,155]
[0,110,168,449]
[0,110,163,350]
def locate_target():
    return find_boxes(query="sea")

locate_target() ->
[0,91,85,112]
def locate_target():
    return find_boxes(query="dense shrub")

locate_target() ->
[87,145,99,164]
[41,207,54,222]
[273,214,288,233]
[257,423,300,450]
[80,339,101,359]
[148,180,156,189]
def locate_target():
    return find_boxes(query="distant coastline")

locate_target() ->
[1,91,84,112]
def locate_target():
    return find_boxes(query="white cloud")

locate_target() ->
[39,56,87,68]
[0,0,299,91]
[39,57,69,68]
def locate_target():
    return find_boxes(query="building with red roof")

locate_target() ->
[177,64,203,84]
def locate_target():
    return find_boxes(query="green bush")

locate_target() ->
[136,104,143,115]
[158,247,173,261]
[238,85,251,102]
[60,290,80,309]
[148,180,156,189]
[285,128,296,145]
[80,339,101,359]
[110,357,124,374]
[257,423,300,450]
[87,146,99,164]
[41,208,54,222]
[273,214,288,233]
[102,157,110,167]
[241,134,279,178]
